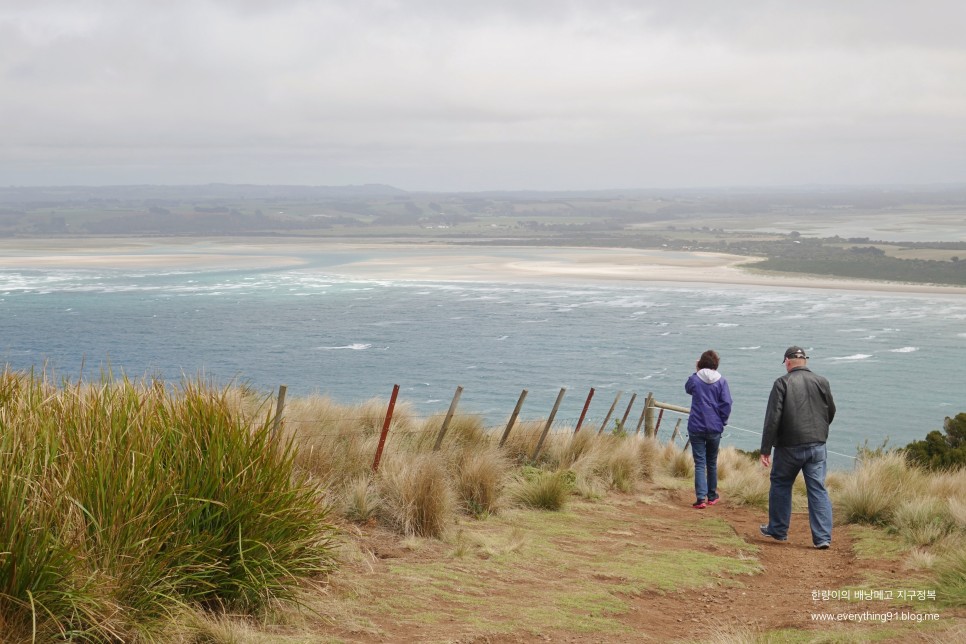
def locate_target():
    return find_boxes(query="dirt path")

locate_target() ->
[311,485,962,643]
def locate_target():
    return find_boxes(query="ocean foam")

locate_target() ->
[889,347,918,353]
[831,354,873,361]
[316,343,372,351]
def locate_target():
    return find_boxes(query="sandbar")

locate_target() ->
[1,237,964,296]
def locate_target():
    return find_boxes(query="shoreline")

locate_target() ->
[2,237,965,296]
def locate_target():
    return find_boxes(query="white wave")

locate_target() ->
[716,323,739,327]
[889,347,918,353]
[497,335,509,340]
[316,343,372,351]
[831,354,873,361]
[738,346,761,350]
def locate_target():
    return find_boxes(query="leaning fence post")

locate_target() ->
[531,387,566,461]
[634,393,651,435]
[372,384,400,472]
[670,418,683,443]
[619,392,637,432]
[433,385,463,451]
[573,387,595,434]
[499,389,528,447]
[655,408,665,435]
[272,384,287,436]
[597,391,622,435]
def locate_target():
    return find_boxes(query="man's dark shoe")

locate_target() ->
[815,541,831,550]
[759,525,787,542]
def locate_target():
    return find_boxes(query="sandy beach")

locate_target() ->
[1,237,965,295]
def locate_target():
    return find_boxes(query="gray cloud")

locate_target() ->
[2,1,965,189]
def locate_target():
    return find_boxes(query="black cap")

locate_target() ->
[783,346,809,362]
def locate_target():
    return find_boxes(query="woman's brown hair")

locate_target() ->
[697,350,720,370]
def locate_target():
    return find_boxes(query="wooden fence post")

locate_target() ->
[272,384,287,436]
[573,387,595,434]
[619,392,637,432]
[655,408,665,435]
[634,393,650,435]
[499,389,528,448]
[433,385,463,451]
[531,388,566,461]
[670,418,682,443]
[644,392,656,437]
[597,391,622,435]
[372,384,400,472]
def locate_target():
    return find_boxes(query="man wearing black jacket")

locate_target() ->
[758,346,836,549]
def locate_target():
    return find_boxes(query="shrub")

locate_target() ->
[903,413,966,471]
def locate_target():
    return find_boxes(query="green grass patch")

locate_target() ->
[847,525,909,561]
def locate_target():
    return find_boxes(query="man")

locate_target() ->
[759,346,836,549]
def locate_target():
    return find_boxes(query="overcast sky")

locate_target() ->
[2,1,965,191]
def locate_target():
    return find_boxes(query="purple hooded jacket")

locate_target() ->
[685,369,733,434]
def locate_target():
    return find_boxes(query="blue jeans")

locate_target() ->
[689,432,721,503]
[766,443,833,546]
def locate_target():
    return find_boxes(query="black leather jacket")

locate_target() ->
[760,366,835,453]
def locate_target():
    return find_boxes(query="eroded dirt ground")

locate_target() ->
[302,484,965,643]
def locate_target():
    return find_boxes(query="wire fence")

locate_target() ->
[269,383,858,470]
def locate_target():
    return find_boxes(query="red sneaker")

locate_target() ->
[707,498,720,506]
[692,501,707,509]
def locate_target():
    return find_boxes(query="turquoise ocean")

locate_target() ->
[2,244,964,469]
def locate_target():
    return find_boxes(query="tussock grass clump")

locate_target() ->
[720,466,770,510]
[500,420,549,464]
[891,497,955,546]
[554,430,598,467]
[377,453,455,537]
[667,445,695,479]
[636,436,661,481]
[833,452,925,525]
[926,468,966,501]
[949,497,966,529]
[936,546,966,607]
[511,467,575,511]
[0,371,337,642]
[343,475,381,523]
[598,437,643,492]
[454,446,510,517]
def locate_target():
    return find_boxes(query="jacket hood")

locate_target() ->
[696,368,721,384]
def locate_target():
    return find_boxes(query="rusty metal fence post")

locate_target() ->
[372,384,400,472]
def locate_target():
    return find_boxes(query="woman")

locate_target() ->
[685,349,733,509]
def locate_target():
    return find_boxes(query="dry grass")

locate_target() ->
[720,466,771,510]
[500,419,548,464]
[511,467,574,511]
[833,452,926,526]
[891,496,955,547]
[376,453,455,538]
[666,444,694,479]
[453,446,510,517]
[342,475,381,523]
